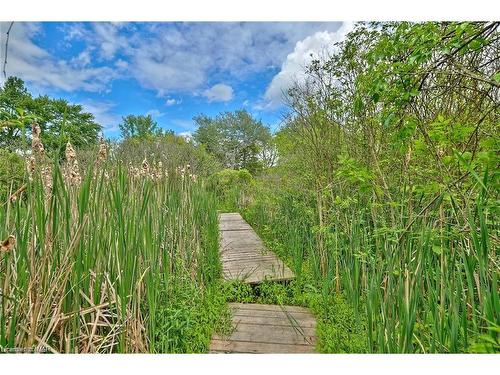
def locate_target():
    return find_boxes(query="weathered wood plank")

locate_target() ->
[222,270,294,284]
[213,330,315,346]
[212,216,316,353]
[209,303,317,353]
[231,315,317,328]
[219,222,253,231]
[209,340,315,353]
[233,322,317,336]
[232,309,313,319]
[218,213,294,283]
[229,303,312,314]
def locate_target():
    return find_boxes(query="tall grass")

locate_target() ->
[0,143,225,353]
[243,172,499,353]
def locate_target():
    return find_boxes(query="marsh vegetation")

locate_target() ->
[0,21,498,353]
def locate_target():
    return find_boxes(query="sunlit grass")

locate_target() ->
[0,142,226,353]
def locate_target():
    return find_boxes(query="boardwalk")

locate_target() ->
[210,303,317,353]
[219,213,294,283]
[211,213,317,353]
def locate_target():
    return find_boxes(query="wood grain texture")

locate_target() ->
[211,214,316,353]
[218,213,294,283]
[209,303,317,353]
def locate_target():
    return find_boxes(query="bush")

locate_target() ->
[208,168,253,211]
[152,279,231,353]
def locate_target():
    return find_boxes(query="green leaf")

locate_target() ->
[432,245,443,255]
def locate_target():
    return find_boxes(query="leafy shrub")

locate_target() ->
[222,281,254,303]
[152,279,231,353]
[208,168,253,211]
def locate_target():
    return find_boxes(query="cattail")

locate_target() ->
[141,158,150,177]
[32,123,45,158]
[96,139,108,165]
[190,174,197,183]
[64,142,81,186]
[26,156,36,181]
[93,139,108,178]
[65,141,76,164]
[0,235,16,253]
[128,162,139,179]
[41,165,53,198]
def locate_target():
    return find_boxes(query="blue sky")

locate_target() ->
[1,22,353,138]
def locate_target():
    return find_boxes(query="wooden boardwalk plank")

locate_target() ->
[211,215,316,353]
[209,303,317,354]
[229,302,313,314]
[218,213,294,283]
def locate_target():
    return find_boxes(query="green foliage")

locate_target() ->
[0,77,101,152]
[222,281,254,303]
[0,154,228,353]
[311,294,368,353]
[208,168,253,211]
[235,21,499,353]
[153,279,231,353]
[194,110,272,174]
[115,132,221,177]
[469,322,500,353]
[0,149,25,199]
[118,114,165,140]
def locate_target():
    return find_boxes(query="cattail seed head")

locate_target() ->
[141,158,150,177]
[64,141,81,186]
[97,139,107,165]
[1,235,16,253]
[41,165,53,198]
[65,142,76,163]
[26,156,36,181]
[31,123,45,157]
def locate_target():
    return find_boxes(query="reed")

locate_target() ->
[0,138,225,353]
[242,170,499,353]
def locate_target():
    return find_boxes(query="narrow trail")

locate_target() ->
[210,213,317,354]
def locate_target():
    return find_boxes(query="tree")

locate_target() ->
[0,76,102,152]
[193,110,271,174]
[119,114,163,139]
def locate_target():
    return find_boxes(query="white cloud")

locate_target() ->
[178,131,193,141]
[146,109,165,118]
[57,22,344,96]
[1,22,115,92]
[2,21,347,101]
[80,100,120,131]
[70,48,94,67]
[165,98,181,106]
[263,22,354,109]
[114,59,128,69]
[202,83,234,102]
